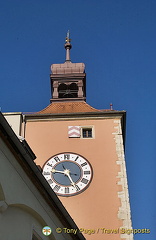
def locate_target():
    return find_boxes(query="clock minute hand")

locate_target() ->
[64,171,76,187]
[52,168,76,187]
[68,174,76,187]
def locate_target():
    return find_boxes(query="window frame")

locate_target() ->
[81,126,94,139]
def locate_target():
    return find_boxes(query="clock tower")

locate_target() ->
[24,32,133,240]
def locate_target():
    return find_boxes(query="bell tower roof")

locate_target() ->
[50,32,86,102]
[51,31,85,74]
[51,62,85,75]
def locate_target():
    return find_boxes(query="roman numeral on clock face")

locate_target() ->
[75,185,80,191]
[64,154,70,160]
[54,156,60,162]
[65,187,70,194]
[53,185,61,192]
[47,163,53,167]
[74,156,79,161]
[48,179,53,185]
[84,171,91,175]
[43,171,50,175]
[81,178,89,184]
[81,162,87,167]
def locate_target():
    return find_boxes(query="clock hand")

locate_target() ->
[68,175,76,187]
[52,168,77,187]
[51,169,64,174]
[62,164,66,170]
[64,171,76,187]
[62,164,78,176]
[52,168,77,176]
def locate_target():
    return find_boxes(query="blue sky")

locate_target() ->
[0,0,156,239]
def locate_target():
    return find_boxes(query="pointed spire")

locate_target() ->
[65,30,72,61]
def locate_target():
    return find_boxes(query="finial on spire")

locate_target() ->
[65,30,71,43]
[65,30,72,61]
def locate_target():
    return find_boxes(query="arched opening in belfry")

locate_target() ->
[58,83,78,98]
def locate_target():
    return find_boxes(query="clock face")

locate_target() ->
[42,153,93,196]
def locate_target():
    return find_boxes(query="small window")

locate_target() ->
[82,128,92,138]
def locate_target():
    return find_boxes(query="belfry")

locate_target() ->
[50,31,86,102]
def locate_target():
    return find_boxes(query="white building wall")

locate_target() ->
[0,136,75,240]
[3,112,23,136]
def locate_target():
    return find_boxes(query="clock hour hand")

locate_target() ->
[52,168,77,177]
[51,169,64,174]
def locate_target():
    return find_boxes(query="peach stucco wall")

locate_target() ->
[25,117,123,240]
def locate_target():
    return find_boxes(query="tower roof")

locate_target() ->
[51,62,85,75]
[36,101,102,114]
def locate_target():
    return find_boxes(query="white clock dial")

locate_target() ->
[42,153,93,196]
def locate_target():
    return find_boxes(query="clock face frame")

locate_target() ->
[42,153,93,197]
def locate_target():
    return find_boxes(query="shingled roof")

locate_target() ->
[36,101,106,114]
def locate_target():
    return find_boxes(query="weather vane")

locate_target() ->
[65,30,71,43]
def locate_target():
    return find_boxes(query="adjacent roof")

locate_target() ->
[37,101,109,114]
